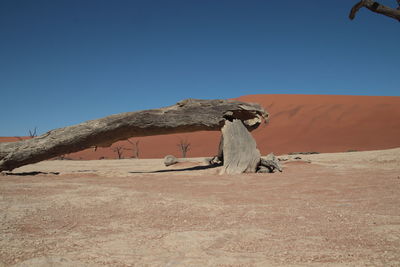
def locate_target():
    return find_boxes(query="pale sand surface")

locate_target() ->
[1,148,399,266]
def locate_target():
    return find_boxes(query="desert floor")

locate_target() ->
[1,148,400,266]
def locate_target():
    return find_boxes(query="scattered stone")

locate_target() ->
[294,157,302,160]
[164,155,179,166]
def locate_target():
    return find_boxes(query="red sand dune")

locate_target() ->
[1,94,399,159]
[0,137,30,142]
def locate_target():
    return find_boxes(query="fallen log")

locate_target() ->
[0,99,268,172]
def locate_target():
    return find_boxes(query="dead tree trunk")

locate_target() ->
[127,139,140,158]
[219,119,261,175]
[0,99,268,171]
[349,0,400,21]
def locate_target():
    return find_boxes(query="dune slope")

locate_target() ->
[240,94,400,155]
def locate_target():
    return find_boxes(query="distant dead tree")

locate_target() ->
[28,127,37,138]
[14,127,38,141]
[112,146,125,159]
[177,138,191,158]
[349,0,400,21]
[127,139,140,158]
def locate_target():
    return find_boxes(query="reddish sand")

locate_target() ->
[1,94,399,159]
[0,137,29,142]
[240,94,400,155]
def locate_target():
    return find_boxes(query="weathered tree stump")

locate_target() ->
[220,119,261,175]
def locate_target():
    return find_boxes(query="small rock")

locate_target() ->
[164,155,178,166]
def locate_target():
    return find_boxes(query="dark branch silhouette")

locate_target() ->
[349,0,400,21]
[112,146,125,159]
[29,127,37,138]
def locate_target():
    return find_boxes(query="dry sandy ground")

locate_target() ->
[1,148,399,266]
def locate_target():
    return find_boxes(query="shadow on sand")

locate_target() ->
[129,164,221,174]
[2,171,60,176]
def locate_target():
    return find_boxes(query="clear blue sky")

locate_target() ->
[1,0,399,136]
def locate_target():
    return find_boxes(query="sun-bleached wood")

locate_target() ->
[0,99,268,172]
[220,119,261,175]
